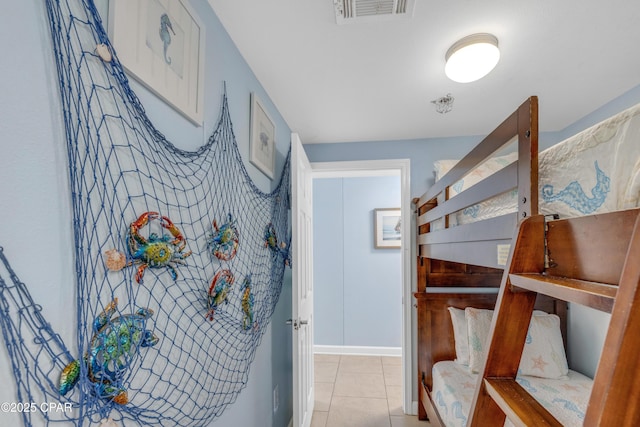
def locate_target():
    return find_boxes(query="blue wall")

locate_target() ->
[314,176,402,348]
[314,179,346,345]
[305,137,481,200]
[0,1,292,426]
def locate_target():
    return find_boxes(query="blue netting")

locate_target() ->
[0,0,291,425]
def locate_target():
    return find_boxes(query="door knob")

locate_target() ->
[286,318,308,330]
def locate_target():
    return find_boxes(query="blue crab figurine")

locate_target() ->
[206,269,235,321]
[208,213,240,261]
[128,211,192,284]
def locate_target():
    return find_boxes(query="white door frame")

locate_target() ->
[311,158,413,415]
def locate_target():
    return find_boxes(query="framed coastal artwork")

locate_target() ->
[374,208,401,249]
[249,93,276,179]
[109,0,205,125]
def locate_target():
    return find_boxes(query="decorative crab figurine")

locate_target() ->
[206,269,235,321]
[128,211,192,284]
[208,214,240,261]
[264,223,278,251]
[264,223,291,265]
[59,298,159,405]
[240,275,257,331]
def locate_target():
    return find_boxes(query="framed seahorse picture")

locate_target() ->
[109,0,205,125]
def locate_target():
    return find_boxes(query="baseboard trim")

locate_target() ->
[313,345,401,357]
[411,400,418,416]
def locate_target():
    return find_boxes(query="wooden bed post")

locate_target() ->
[517,97,538,221]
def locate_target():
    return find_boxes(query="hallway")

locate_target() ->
[311,354,429,427]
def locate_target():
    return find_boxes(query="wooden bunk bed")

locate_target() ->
[413,96,640,426]
[416,96,538,269]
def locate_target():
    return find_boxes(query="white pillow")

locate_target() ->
[433,153,518,192]
[433,159,459,182]
[520,312,569,378]
[448,307,469,366]
[464,307,569,379]
[465,307,494,373]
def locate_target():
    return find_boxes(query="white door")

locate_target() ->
[291,133,314,427]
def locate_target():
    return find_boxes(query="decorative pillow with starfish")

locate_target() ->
[465,307,568,379]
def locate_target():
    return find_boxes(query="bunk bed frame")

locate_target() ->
[414,96,540,421]
[414,96,640,425]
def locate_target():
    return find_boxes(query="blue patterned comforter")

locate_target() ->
[432,361,592,427]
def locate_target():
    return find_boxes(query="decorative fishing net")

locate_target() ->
[0,0,291,425]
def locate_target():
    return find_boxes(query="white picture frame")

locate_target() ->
[109,0,204,125]
[249,93,276,180]
[374,208,402,249]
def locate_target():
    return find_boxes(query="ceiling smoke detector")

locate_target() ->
[431,94,454,114]
[333,0,415,24]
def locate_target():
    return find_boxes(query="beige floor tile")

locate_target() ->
[383,363,402,386]
[313,353,417,427]
[315,382,334,412]
[381,356,402,366]
[338,355,383,374]
[386,385,403,416]
[315,362,339,383]
[333,372,387,398]
[315,354,341,363]
[326,396,391,427]
[390,415,431,427]
[311,410,329,427]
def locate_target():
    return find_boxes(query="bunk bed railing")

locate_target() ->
[416,96,538,269]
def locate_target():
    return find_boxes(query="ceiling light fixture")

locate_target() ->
[445,33,500,83]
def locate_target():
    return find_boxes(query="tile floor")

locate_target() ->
[311,354,430,427]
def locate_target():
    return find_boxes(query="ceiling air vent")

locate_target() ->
[333,0,415,24]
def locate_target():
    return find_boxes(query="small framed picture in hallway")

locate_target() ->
[249,92,276,179]
[374,208,401,249]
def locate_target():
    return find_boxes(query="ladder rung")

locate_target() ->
[484,378,562,427]
[509,273,617,313]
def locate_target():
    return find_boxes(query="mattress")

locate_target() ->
[432,102,640,228]
[431,361,592,427]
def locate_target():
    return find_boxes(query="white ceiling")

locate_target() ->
[207,0,640,144]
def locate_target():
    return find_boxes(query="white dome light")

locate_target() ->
[445,33,500,83]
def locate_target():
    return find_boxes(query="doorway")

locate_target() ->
[310,159,412,415]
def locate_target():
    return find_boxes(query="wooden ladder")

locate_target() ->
[468,209,640,426]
